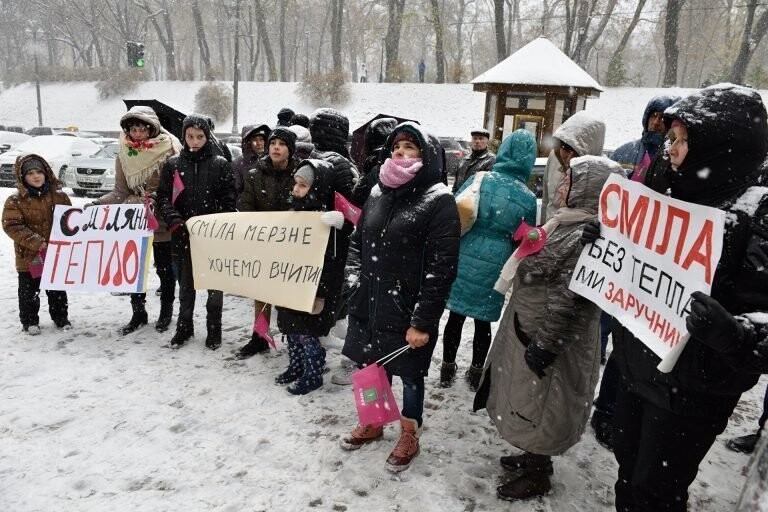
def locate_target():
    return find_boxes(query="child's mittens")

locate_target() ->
[320,211,345,230]
[311,297,325,315]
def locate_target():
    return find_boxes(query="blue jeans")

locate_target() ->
[386,372,425,425]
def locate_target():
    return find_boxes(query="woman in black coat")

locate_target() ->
[606,85,768,512]
[340,122,460,472]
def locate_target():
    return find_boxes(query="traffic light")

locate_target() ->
[136,43,145,68]
[126,42,145,68]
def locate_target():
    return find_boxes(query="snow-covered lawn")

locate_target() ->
[0,187,763,511]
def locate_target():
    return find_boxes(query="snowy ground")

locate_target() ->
[0,187,765,511]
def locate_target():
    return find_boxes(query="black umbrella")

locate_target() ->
[123,99,186,141]
[350,114,417,170]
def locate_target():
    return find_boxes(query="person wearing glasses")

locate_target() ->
[90,106,182,336]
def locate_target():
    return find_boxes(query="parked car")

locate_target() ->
[439,137,468,179]
[64,142,119,197]
[0,132,31,155]
[0,135,101,188]
[25,126,68,137]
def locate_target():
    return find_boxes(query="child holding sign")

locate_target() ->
[2,155,72,334]
[274,159,347,395]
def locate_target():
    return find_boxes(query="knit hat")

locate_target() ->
[268,127,297,158]
[392,128,421,150]
[21,157,46,176]
[290,114,310,128]
[294,164,315,188]
[287,125,311,143]
[277,108,295,126]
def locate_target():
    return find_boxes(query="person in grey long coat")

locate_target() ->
[474,155,625,502]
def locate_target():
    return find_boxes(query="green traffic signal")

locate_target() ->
[136,59,144,68]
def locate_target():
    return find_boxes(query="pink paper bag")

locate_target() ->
[334,192,361,226]
[351,364,401,427]
[29,248,47,279]
[253,311,276,350]
[145,196,159,231]
[172,170,185,207]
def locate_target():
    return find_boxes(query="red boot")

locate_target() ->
[339,424,384,451]
[385,417,421,472]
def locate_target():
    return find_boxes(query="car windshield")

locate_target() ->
[93,143,119,158]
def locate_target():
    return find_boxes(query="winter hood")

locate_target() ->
[642,95,681,133]
[563,155,625,212]
[14,153,58,197]
[290,158,335,211]
[379,122,443,192]
[491,129,537,183]
[309,108,350,157]
[553,110,605,161]
[120,106,163,139]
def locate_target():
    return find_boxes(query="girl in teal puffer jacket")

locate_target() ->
[440,129,537,389]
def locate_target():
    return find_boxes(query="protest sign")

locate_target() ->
[187,211,330,313]
[568,174,726,372]
[41,205,154,293]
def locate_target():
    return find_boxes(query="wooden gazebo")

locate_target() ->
[471,37,603,156]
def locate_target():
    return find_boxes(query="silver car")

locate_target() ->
[65,142,119,197]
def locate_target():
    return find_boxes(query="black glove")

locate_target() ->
[685,291,744,353]
[170,221,189,255]
[580,220,601,246]
[745,233,768,271]
[524,342,558,378]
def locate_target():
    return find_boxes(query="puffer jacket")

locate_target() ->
[342,122,460,378]
[98,106,182,242]
[238,155,299,213]
[276,159,347,336]
[233,124,270,196]
[2,154,71,272]
[475,156,625,455]
[452,149,496,194]
[614,84,768,419]
[157,115,236,227]
[309,108,351,159]
[446,129,537,322]
[540,111,606,223]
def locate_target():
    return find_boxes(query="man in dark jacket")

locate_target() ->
[232,124,270,197]
[157,114,236,350]
[611,95,680,181]
[452,128,496,193]
[600,85,768,512]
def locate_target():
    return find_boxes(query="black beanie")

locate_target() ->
[268,127,297,158]
[290,114,310,128]
[21,157,46,176]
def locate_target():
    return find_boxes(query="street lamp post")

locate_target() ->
[304,31,309,79]
[380,38,385,83]
[231,0,241,135]
[31,27,43,126]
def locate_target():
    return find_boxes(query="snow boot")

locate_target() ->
[466,364,483,392]
[24,325,41,336]
[276,337,305,384]
[496,454,552,501]
[726,433,760,454]
[234,332,270,360]
[287,337,325,395]
[385,416,421,472]
[155,299,174,333]
[438,362,457,388]
[500,452,554,475]
[330,358,357,386]
[169,327,193,349]
[119,310,148,336]
[339,424,384,450]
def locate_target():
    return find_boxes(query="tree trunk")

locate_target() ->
[731,2,768,84]
[493,0,506,61]
[252,0,277,80]
[453,0,470,83]
[428,0,445,82]
[562,0,574,57]
[331,0,344,74]
[580,0,618,66]
[344,6,358,81]
[663,0,684,87]
[604,0,647,85]
[279,0,287,80]
[384,0,407,81]
[570,0,595,65]
[191,0,212,79]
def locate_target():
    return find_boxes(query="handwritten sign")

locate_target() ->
[40,205,154,293]
[568,174,726,372]
[188,211,331,313]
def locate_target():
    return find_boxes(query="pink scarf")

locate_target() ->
[379,157,423,188]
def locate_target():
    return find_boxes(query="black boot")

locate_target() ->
[466,364,484,392]
[155,300,174,333]
[288,337,326,395]
[120,294,149,335]
[590,410,615,451]
[234,332,270,360]
[500,452,554,475]
[169,328,193,349]
[275,338,305,384]
[726,432,760,454]
[206,322,222,350]
[439,362,457,388]
[496,454,552,501]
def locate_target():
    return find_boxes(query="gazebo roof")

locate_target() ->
[471,37,603,92]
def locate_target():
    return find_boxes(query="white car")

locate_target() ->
[0,135,101,188]
[0,131,32,155]
[64,142,119,197]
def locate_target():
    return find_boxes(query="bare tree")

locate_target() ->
[191,0,212,79]
[663,0,684,86]
[493,0,506,61]
[279,1,288,80]
[252,0,278,80]
[330,0,345,74]
[384,0,407,81]
[451,0,473,83]
[428,0,445,82]
[134,0,177,79]
[731,1,768,84]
